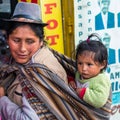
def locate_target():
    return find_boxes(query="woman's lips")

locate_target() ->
[17,54,28,59]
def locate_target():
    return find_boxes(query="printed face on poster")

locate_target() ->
[74,0,120,119]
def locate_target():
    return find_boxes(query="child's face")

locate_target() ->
[77,51,105,79]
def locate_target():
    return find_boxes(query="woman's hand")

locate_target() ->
[0,86,5,97]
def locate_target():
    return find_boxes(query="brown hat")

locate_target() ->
[0,2,48,27]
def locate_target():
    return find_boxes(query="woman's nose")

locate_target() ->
[20,42,27,52]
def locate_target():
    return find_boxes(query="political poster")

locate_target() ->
[74,0,120,119]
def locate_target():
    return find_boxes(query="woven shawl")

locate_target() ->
[0,49,111,120]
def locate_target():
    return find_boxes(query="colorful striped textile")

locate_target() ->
[0,49,111,120]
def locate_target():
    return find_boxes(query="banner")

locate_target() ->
[19,0,64,53]
[74,0,120,119]
[18,0,40,4]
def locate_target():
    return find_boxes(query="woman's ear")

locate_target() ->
[6,38,9,45]
[39,40,43,47]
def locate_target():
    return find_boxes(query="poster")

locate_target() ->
[40,0,64,53]
[74,0,120,119]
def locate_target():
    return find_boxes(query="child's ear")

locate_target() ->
[101,60,107,69]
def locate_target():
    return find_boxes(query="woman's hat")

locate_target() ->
[0,2,48,27]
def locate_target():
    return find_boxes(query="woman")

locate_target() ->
[0,2,68,120]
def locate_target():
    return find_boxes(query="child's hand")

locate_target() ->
[0,86,5,97]
[76,88,82,95]
[69,81,77,90]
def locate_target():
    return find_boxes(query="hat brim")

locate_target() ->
[0,18,48,28]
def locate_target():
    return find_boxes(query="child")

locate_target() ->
[69,33,111,108]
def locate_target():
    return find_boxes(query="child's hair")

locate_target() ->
[76,33,108,70]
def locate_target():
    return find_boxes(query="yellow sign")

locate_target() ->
[18,0,64,53]
[40,0,64,53]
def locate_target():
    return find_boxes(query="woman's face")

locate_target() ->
[7,25,43,64]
